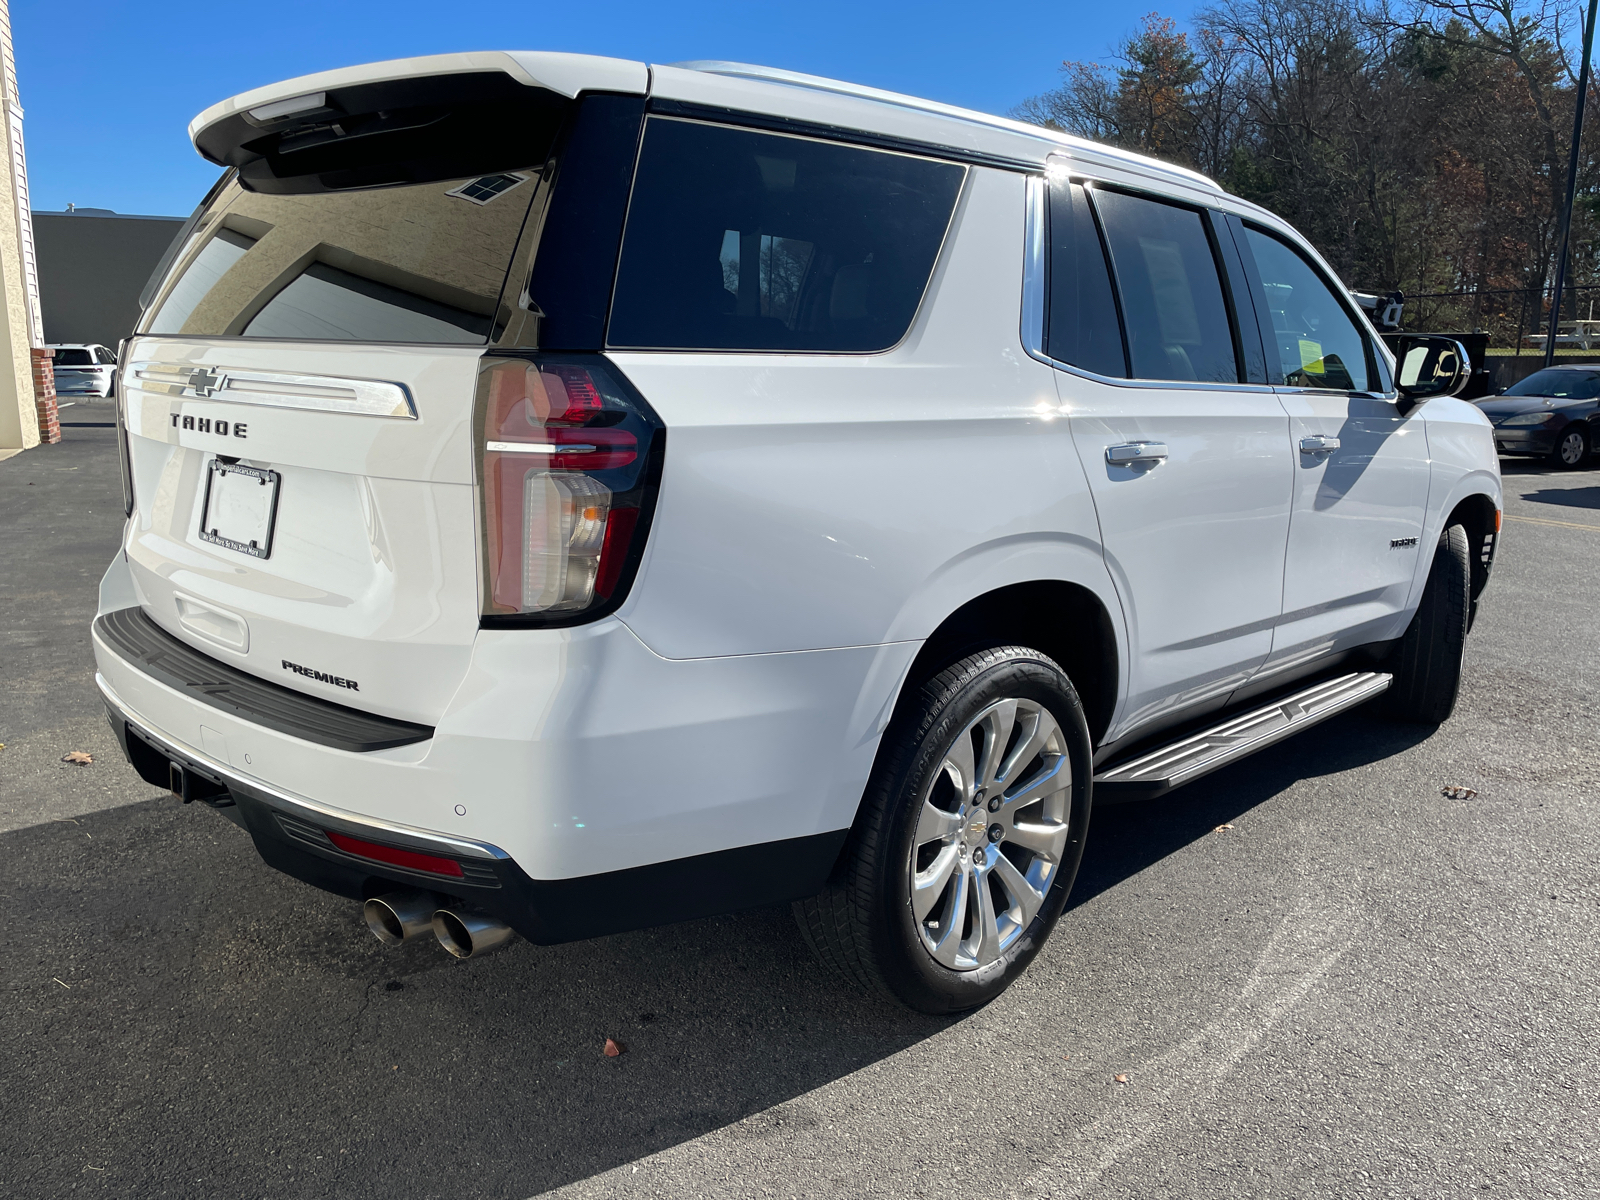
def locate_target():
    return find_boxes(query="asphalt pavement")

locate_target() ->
[2,425,1596,1200]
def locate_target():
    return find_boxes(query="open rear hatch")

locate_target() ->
[117,56,645,726]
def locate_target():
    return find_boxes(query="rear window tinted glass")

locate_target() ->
[607,119,964,352]
[1242,227,1370,390]
[1093,190,1237,383]
[1046,179,1126,377]
[53,348,92,365]
[141,173,540,343]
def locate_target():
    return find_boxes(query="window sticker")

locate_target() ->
[1299,339,1325,374]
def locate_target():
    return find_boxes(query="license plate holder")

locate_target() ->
[199,460,280,559]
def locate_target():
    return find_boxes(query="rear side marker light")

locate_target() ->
[326,830,464,878]
[476,355,663,624]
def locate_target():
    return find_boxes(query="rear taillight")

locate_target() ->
[475,354,664,626]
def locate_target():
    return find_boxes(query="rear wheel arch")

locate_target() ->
[896,581,1118,747]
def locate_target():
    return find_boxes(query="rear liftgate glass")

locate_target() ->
[475,355,664,627]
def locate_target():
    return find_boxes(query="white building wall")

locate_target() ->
[0,0,41,451]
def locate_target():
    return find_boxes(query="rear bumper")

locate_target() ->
[101,680,847,943]
[93,548,913,935]
[53,373,112,395]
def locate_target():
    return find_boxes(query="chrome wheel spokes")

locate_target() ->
[909,697,1072,971]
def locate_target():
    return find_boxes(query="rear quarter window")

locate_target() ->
[606,119,965,352]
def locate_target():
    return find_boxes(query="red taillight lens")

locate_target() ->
[476,355,663,624]
[326,831,464,878]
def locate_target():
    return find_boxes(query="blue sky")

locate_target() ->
[14,0,1194,218]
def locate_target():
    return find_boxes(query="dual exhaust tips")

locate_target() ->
[363,891,515,959]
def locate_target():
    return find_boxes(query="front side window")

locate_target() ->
[607,119,966,352]
[140,172,540,343]
[1045,179,1126,377]
[94,346,117,364]
[1093,190,1238,384]
[1242,227,1371,391]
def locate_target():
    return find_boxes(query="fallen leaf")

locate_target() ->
[1114,1074,1129,1083]
[61,751,93,765]
[1213,823,1234,832]
[603,1038,626,1057]
[1440,785,1478,800]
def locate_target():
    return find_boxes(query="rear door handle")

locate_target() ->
[1299,434,1340,455]
[1105,441,1169,465]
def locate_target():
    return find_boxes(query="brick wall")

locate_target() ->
[31,346,56,444]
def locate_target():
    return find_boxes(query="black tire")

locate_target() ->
[794,646,1093,1014]
[1382,524,1470,725]
[1550,424,1588,469]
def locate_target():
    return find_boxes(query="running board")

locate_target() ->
[1093,671,1393,799]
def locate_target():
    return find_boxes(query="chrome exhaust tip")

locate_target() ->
[363,891,438,946]
[432,906,515,959]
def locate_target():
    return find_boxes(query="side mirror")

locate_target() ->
[1394,336,1470,411]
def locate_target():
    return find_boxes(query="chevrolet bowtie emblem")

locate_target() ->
[187,368,225,398]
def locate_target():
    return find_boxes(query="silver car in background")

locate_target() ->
[48,343,117,398]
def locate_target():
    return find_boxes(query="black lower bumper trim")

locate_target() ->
[94,606,432,752]
[105,708,847,945]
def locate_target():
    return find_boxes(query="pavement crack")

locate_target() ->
[345,977,381,1057]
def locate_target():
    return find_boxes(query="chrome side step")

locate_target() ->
[1093,670,1393,799]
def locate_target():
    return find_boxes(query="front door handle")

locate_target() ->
[1106,441,1169,465]
[1299,434,1340,456]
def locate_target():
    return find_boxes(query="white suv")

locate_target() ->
[93,52,1500,1012]
[49,343,118,398]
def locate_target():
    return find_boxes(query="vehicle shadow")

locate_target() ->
[0,709,1432,1199]
[1072,710,1434,912]
[1516,485,1600,511]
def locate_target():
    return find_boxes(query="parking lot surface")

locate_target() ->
[2,428,1595,1199]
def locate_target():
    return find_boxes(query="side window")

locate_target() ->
[1092,190,1238,384]
[1242,227,1371,391]
[607,119,966,352]
[1046,179,1126,377]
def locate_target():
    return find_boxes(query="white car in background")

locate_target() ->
[92,52,1500,1014]
[48,343,117,398]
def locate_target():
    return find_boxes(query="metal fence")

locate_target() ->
[1399,284,1600,353]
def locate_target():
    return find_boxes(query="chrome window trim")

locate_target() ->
[1020,167,1278,395]
[96,672,510,862]
[1275,384,1405,404]
[127,361,417,419]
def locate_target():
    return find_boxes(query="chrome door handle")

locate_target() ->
[1299,434,1340,455]
[1106,441,1169,465]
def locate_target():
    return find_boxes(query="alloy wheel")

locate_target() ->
[1559,429,1586,466]
[909,698,1072,971]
